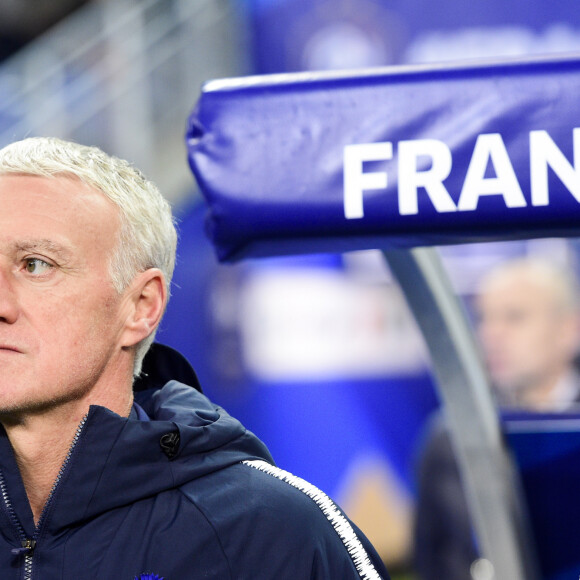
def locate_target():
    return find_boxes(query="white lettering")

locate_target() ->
[343,128,580,220]
[458,133,526,211]
[344,143,392,219]
[398,139,456,215]
[530,128,580,206]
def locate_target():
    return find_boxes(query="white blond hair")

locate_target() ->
[0,137,177,376]
[479,257,580,316]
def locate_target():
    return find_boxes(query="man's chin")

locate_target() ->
[0,394,76,423]
[490,377,524,404]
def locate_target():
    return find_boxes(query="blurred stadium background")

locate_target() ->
[3,1,580,577]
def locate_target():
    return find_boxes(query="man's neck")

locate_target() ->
[3,393,133,525]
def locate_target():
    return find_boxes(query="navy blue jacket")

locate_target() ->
[0,347,389,579]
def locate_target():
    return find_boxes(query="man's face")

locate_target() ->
[476,271,577,400]
[0,174,133,415]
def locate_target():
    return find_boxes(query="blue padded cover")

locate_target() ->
[187,55,580,262]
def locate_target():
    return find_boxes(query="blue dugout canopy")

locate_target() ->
[188,54,580,262]
[186,54,580,580]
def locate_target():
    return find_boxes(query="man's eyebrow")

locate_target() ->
[15,239,74,260]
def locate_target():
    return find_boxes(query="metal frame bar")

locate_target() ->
[383,247,540,580]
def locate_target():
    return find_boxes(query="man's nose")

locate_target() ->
[0,267,19,324]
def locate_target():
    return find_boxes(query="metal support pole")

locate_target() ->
[383,247,540,580]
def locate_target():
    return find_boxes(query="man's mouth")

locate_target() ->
[0,345,22,353]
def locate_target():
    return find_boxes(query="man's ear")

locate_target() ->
[120,268,167,348]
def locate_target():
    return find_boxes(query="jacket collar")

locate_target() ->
[0,346,272,537]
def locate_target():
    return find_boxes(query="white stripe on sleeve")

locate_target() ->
[242,459,383,580]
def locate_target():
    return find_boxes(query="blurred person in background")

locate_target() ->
[413,257,580,580]
[477,258,580,410]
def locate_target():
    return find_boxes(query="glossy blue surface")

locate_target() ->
[188,55,580,261]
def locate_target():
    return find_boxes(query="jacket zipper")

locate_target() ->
[0,472,31,577]
[1,414,88,580]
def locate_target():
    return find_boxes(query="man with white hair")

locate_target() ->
[0,137,389,580]
[413,256,580,580]
[477,258,580,410]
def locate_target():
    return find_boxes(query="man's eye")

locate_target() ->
[25,258,52,275]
